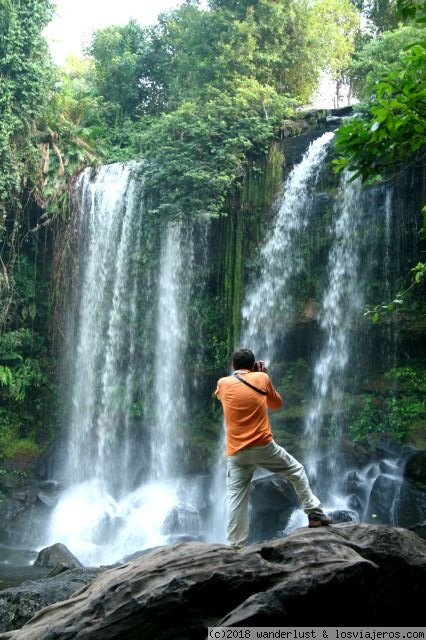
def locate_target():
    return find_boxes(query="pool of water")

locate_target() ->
[0,545,49,590]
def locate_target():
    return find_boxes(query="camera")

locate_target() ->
[254,360,265,372]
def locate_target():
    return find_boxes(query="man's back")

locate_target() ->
[215,371,282,455]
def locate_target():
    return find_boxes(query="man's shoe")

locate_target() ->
[308,512,332,527]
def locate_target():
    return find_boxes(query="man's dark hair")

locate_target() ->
[232,348,255,370]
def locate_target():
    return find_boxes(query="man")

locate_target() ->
[215,347,331,549]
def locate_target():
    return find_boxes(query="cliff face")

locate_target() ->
[188,115,426,473]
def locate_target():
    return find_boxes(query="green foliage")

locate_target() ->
[349,25,424,101]
[384,365,426,391]
[0,277,56,464]
[354,0,400,33]
[0,410,41,460]
[365,261,425,321]
[333,41,426,180]
[334,2,425,322]
[347,392,425,443]
[334,0,426,182]
[0,0,56,336]
[85,0,360,218]
[0,0,55,221]
[34,56,106,218]
[0,328,51,401]
[140,82,293,219]
[89,20,150,119]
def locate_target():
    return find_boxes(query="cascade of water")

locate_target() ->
[382,188,401,373]
[304,173,365,494]
[44,166,210,565]
[206,428,227,543]
[208,133,335,543]
[241,131,334,359]
[384,189,394,303]
[151,223,191,481]
[63,163,144,496]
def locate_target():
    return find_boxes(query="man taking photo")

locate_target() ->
[215,347,331,549]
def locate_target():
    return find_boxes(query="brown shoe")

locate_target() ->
[308,513,332,527]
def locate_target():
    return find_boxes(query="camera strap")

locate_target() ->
[233,373,267,396]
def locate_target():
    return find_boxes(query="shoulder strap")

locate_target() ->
[233,373,267,396]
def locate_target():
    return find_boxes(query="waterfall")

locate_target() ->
[45,165,207,565]
[304,172,365,492]
[207,132,335,541]
[241,131,334,359]
[151,223,190,481]
[62,163,144,496]
[38,134,416,558]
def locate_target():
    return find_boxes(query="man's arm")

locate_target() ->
[265,375,282,411]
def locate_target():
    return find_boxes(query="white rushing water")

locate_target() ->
[45,166,206,565]
[62,163,143,497]
[151,223,190,481]
[241,131,334,359]
[304,173,365,494]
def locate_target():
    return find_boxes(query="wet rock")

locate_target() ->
[166,534,205,544]
[409,522,426,540]
[35,481,62,509]
[397,481,426,528]
[403,450,426,486]
[249,474,299,543]
[375,436,403,461]
[0,524,424,638]
[0,496,38,545]
[162,503,200,535]
[343,470,362,492]
[327,509,359,523]
[343,470,369,508]
[0,568,100,633]
[368,474,401,524]
[366,463,379,480]
[33,543,83,570]
[379,459,399,475]
[347,493,363,512]
[338,438,371,469]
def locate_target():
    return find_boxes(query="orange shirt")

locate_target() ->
[215,370,282,456]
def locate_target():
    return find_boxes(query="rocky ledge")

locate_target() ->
[0,523,425,639]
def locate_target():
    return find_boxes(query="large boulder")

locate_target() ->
[397,481,426,529]
[0,523,424,639]
[162,502,200,536]
[248,474,299,542]
[403,450,426,486]
[368,474,401,524]
[33,543,83,571]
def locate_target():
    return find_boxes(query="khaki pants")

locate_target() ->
[226,441,321,547]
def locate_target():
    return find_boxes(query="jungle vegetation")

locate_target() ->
[0,0,424,468]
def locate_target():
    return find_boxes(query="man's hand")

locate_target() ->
[257,360,269,374]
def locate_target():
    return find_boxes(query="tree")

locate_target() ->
[306,0,360,105]
[0,0,55,327]
[334,28,426,181]
[89,0,360,116]
[35,56,105,218]
[353,0,400,33]
[334,0,426,315]
[89,20,150,119]
[349,24,424,101]
[83,0,362,220]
